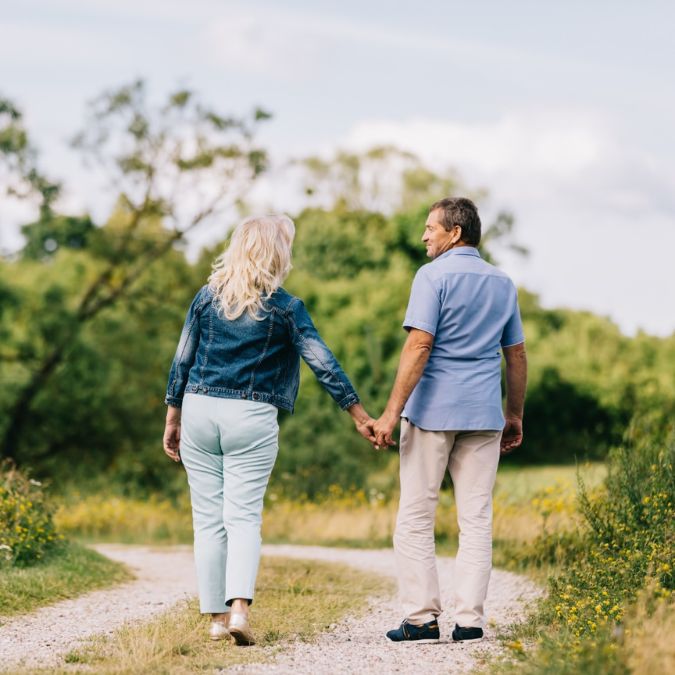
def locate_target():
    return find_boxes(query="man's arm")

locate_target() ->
[501,342,527,454]
[373,328,434,447]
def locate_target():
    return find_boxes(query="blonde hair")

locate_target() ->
[208,214,295,320]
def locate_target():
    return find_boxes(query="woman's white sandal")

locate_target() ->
[209,620,230,641]
[228,613,255,646]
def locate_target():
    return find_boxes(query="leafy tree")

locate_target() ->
[292,145,464,214]
[0,96,60,213]
[0,82,270,464]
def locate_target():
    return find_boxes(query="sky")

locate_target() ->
[1,0,674,336]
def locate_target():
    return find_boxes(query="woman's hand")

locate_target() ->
[163,406,182,462]
[347,403,378,448]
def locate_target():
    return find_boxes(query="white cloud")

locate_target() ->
[343,110,612,187]
[198,4,529,78]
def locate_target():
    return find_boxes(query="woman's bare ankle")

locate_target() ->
[211,612,229,624]
[230,599,249,615]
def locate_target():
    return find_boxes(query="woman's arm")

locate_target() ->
[288,299,376,444]
[163,287,207,461]
[288,298,359,409]
[165,286,207,408]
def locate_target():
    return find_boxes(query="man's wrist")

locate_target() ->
[383,406,401,423]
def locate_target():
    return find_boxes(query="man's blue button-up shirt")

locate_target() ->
[402,246,524,431]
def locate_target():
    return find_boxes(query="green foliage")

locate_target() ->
[0,461,62,566]
[501,418,674,674]
[0,95,60,212]
[516,289,675,463]
[20,213,96,260]
[0,82,268,471]
[519,367,625,463]
[2,199,674,494]
[2,86,674,496]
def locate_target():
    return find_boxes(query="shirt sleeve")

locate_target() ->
[500,289,525,348]
[402,268,441,336]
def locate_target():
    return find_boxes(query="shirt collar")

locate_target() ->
[437,246,481,261]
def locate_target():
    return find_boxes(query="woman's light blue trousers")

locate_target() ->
[180,393,279,613]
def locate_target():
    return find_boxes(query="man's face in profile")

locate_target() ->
[422,209,460,259]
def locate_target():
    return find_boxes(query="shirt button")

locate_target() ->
[252,393,260,400]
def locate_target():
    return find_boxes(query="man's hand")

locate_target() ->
[501,416,523,455]
[163,405,182,462]
[373,411,399,449]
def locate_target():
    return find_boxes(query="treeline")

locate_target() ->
[1,82,673,498]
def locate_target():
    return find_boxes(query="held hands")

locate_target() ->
[501,416,523,455]
[347,403,379,449]
[348,403,399,450]
[372,410,399,450]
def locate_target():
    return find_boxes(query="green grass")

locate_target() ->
[0,541,133,618]
[60,556,393,673]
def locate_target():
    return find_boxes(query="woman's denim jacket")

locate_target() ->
[165,285,360,413]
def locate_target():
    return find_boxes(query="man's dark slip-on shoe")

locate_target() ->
[451,624,484,643]
[386,618,440,643]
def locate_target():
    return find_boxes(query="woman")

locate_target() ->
[162,214,375,646]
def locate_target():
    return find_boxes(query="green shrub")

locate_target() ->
[0,461,63,566]
[499,420,674,674]
[546,427,673,635]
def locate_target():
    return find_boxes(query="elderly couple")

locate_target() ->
[163,197,527,646]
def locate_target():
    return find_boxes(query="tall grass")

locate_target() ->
[56,464,602,564]
[495,425,674,674]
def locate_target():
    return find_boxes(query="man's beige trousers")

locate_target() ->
[394,420,501,628]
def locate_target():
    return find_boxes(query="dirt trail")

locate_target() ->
[0,544,542,673]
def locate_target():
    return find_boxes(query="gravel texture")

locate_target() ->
[0,544,542,673]
[0,544,197,671]
[227,545,543,675]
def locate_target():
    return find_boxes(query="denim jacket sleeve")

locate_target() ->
[165,286,209,408]
[287,298,360,410]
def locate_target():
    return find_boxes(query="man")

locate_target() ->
[373,197,527,644]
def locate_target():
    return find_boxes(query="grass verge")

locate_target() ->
[61,556,393,673]
[56,464,605,555]
[0,541,133,618]
[481,427,674,674]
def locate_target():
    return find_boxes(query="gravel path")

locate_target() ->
[0,544,542,673]
[0,545,198,672]
[230,545,543,674]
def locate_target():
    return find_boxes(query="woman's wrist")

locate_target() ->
[347,403,370,425]
[166,405,182,424]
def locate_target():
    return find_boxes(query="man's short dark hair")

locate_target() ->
[429,197,481,246]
